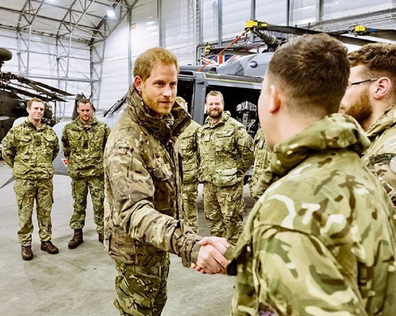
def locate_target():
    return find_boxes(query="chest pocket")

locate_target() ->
[215,129,235,152]
[180,134,196,156]
[16,134,32,156]
[42,133,57,158]
[67,130,81,148]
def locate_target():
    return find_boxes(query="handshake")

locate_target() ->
[193,237,230,274]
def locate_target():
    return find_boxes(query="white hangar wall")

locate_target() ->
[2,1,396,117]
[98,0,396,113]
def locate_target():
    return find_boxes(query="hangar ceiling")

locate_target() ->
[0,0,138,45]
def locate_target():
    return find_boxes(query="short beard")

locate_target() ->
[208,109,223,119]
[344,88,372,128]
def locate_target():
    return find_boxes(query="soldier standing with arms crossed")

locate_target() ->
[2,97,59,260]
[198,91,254,245]
[62,98,110,248]
[177,96,201,233]
[103,47,228,316]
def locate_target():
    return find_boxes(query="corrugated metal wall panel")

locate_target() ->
[97,18,130,112]
[322,0,393,20]
[162,0,195,65]
[256,0,287,24]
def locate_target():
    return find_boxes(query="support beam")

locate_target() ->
[217,0,222,46]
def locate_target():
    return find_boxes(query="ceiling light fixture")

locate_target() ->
[106,8,116,18]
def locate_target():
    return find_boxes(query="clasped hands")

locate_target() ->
[193,236,229,274]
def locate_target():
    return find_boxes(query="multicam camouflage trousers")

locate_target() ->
[70,176,104,233]
[181,182,199,233]
[203,181,244,245]
[14,178,54,246]
[114,255,170,316]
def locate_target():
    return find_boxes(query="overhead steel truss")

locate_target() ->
[0,0,137,116]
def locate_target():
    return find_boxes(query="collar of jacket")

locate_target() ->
[126,85,191,142]
[204,111,231,128]
[24,119,47,131]
[268,113,370,178]
[74,116,98,128]
[366,104,396,139]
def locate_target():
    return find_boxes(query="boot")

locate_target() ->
[21,245,33,261]
[41,241,59,254]
[98,232,104,243]
[68,229,83,249]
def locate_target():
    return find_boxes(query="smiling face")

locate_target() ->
[27,101,45,124]
[135,62,178,118]
[339,65,373,128]
[205,95,224,121]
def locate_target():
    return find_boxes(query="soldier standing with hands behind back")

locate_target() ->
[62,98,110,248]
[2,97,59,260]
[198,91,254,245]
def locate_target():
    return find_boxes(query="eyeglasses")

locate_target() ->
[347,78,378,87]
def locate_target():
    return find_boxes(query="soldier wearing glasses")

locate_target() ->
[340,43,396,206]
[2,97,59,260]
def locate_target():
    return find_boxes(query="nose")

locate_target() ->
[162,86,172,97]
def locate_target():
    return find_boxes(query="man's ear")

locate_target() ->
[134,76,143,93]
[374,77,391,100]
[268,85,281,113]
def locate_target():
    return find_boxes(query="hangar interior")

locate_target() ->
[1,0,396,117]
[1,0,396,315]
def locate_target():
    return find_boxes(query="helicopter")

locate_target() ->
[55,20,389,143]
[2,20,394,186]
[0,47,72,158]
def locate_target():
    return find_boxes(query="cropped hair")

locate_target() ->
[206,91,224,104]
[27,97,43,109]
[133,47,179,82]
[348,43,396,97]
[77,98,93,108]
[267,33,350,116]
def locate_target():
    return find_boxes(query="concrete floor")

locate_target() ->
[0,160,256,316]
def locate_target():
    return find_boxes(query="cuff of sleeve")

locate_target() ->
[190,242,201,265]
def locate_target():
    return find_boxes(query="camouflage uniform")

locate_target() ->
[228,114,396,316]
[61,117,110,234]
[198,111,254,245]
[249,128,272,200]
[104,86,202,316]
[178,120,201,233]
[362,105,396,206]
[2,120,59,246]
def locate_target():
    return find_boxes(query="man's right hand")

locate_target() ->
[193,237,229,274]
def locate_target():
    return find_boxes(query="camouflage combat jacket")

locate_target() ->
[61,117,110,179]
[249,128,272,199]
[198,112,254,187]
[2,120,59,180]
[103,86,201,267]
[228,114,396,316]
[179,120,201,184]
[362,105,396,205]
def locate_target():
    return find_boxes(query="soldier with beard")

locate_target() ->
[103,47,228,316]
[340,43,396,206]
[198,91,254,245]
